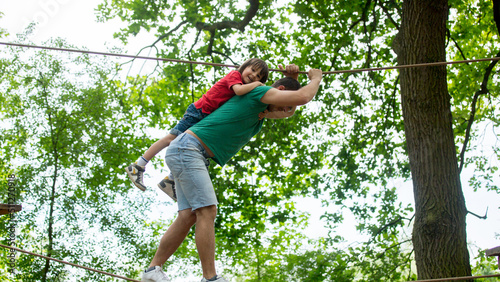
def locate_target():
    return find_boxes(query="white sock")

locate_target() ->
[136,156,148,167]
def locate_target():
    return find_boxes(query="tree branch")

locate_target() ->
[376,239,412,259]
[350,0,372,30]
[195,0,260,54]
[187,29,202,102]
[366,216,405,246]
[467,207,488,220]
[195,0,259,32]
[152,20,189,46]
[211,51,238,66]
[379,0,400,29]
[364,2,377,70]
[458,49,500,173]
[446,29,468,63]
[122,20,189,66]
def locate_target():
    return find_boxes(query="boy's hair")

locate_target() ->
[271,77,302,90]
[238,58,269,83]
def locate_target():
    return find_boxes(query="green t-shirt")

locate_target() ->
[190,86,272,166]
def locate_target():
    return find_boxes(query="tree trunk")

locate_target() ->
[41,166,57,282]
[41,81,58,282]
[396,0,471,280]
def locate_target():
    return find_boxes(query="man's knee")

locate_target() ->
[195,205,217,222]
[177,209,197,227]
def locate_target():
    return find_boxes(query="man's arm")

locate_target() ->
[278,64,300,80]
[258,64,300,120]
[260,68,322,106]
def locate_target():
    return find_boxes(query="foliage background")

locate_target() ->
[0,0,499,281]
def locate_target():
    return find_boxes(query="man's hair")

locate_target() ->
[271,77,302,90]
[238,58,269,83]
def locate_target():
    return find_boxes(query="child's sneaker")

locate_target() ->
[158,176,177,202]
[201,275,229,282]
[142,266,170,281]
[125,163,146,191]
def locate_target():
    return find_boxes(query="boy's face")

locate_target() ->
[241,66,263,84]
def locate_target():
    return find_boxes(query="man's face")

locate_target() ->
[268,104,293,112]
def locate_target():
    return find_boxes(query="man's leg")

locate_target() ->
[149,209,196,267]
[165,132,219,278]
[194,205,218,279]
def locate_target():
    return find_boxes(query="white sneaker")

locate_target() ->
[142,266,171,281]
[125,163,147,191]
[200,275,229,282]
[157,176,177,202]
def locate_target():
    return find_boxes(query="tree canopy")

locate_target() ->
[1,0,499,281]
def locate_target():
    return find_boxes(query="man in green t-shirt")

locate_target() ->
[141,65,323,282]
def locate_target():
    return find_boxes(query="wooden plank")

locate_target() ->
[0,204,22,215]
[486,246,500,270]
[486,246,500,257]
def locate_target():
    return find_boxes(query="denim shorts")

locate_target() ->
[165,133,218,211]
[169,103,208,136]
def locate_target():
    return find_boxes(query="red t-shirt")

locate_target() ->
[194,70,243,114]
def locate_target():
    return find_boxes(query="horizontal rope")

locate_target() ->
[2,41,500,75]
[1,243,499,281]
[0,243,140,282]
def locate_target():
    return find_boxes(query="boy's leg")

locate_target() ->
[155,104,207,194]
[143,134,177,161]
[125,163,147,191]
[159,135,211,201]
[126,134,177,191]
[158,174,177,202]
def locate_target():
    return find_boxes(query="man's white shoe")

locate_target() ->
[200,275,229,282]
[142,266,171,281]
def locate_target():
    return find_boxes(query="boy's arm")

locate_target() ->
[232,81,264,96]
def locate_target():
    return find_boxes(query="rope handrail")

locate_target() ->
[0,243,140,282]
[2,41,500,75]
